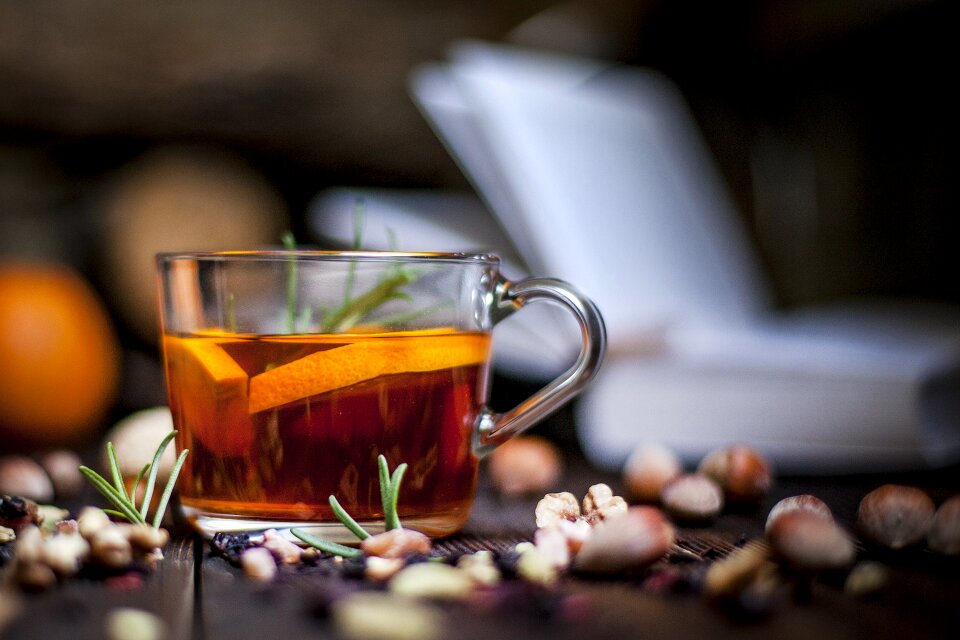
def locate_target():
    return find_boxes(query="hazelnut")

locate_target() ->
[240,547,277,582]
[389,562,475,600]
[857,484,934,549]
[765,495,833,534]
[534,492,580,528]
[360,528,431,559]
[574,506,675,574]
[660,473,724,521]
[927,495,960,556]
[768,511,856,572]
[0,456,54,503]
[487,435,562,497]
[698,444,772,503]
[333,591,443,640]
[622,443,682,503]
[103,407,176,484]
[38,450,85,499]
[89,526,134,568]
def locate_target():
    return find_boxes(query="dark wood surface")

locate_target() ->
[3,458,960,640]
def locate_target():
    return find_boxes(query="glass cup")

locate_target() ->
[157,251,605,541]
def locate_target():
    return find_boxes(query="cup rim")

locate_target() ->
[156,250,501,265]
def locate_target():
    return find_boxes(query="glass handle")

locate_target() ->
[474,276,606,457]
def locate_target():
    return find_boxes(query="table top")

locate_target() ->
[3,455,960,640]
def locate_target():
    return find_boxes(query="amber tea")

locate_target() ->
[164,329,491,536]
[157,251,605,540]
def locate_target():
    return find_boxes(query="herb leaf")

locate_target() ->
[282,230,298,333]
[329,495,371,541]
[290,528,363,559]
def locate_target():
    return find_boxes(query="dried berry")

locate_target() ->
[857,485,934,550]
[0,494,40,532]
[209,532,255,566]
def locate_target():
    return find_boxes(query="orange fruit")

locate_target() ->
[247,331,490,414]
[0,262,120,448]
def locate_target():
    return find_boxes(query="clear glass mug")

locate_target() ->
[157,251,605,540]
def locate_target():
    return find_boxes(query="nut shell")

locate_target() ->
[698,445,772,503]
[487,436,562,497]
[574,506,675,574]
[660,473,724,521]
[857,484,934,549]
[622,443,682,503]
[928,495,960,556]
[768,511,856,572]
[765,495,833,534]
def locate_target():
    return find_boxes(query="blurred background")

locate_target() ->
[0,0,956,456]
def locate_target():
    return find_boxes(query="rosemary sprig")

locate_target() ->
[319,270,415,333]
[78,430,188,529]
[282,230,298,333]
[291,454,408,557]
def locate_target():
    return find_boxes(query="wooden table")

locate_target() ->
[3,456,959,640]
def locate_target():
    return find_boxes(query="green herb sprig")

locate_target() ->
[291,455,407,558]
[79,430,188,529]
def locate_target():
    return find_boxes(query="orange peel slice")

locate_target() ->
[162,336,254,455]
[248,332,489,414]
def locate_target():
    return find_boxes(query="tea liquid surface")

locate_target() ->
[163,329,491,534]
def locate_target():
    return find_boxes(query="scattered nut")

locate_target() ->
[42,531,90,576]
[534,492,580,528]
[104,407,176,485]
[533,526,571,570]
[765,495,833,534]
[660,473,724,521]
[698,445,772,503]
[0,457,54,503]
[582,483,628,524]
[768,511,856,572]
[574,506,675,574]
[456,551,501,587]
[14,525,44,564]
[0,525,14,543]
[365,556,405,581]
[13,559,57,591]
[124,524,171,553]
[516,545,559,586]
[360,528,431,559]
[105,607,167,640]
[262,529,302,565]
[857,485,934,549]
[78,506,112,539]
[55,519,79,535]
[927,495,960,556]
[556,518,593,553]
[487,435,562,497]
[38,450,85,498]
[622,442,682,503]
[844,561,889,597]
[90,526,134,568]
[36,505,70,533]
[389,562,475,600]
[240,546,277,582]
[333,591,443,640]
[703,540,773,597]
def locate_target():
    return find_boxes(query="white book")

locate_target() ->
[404,41,960,472]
